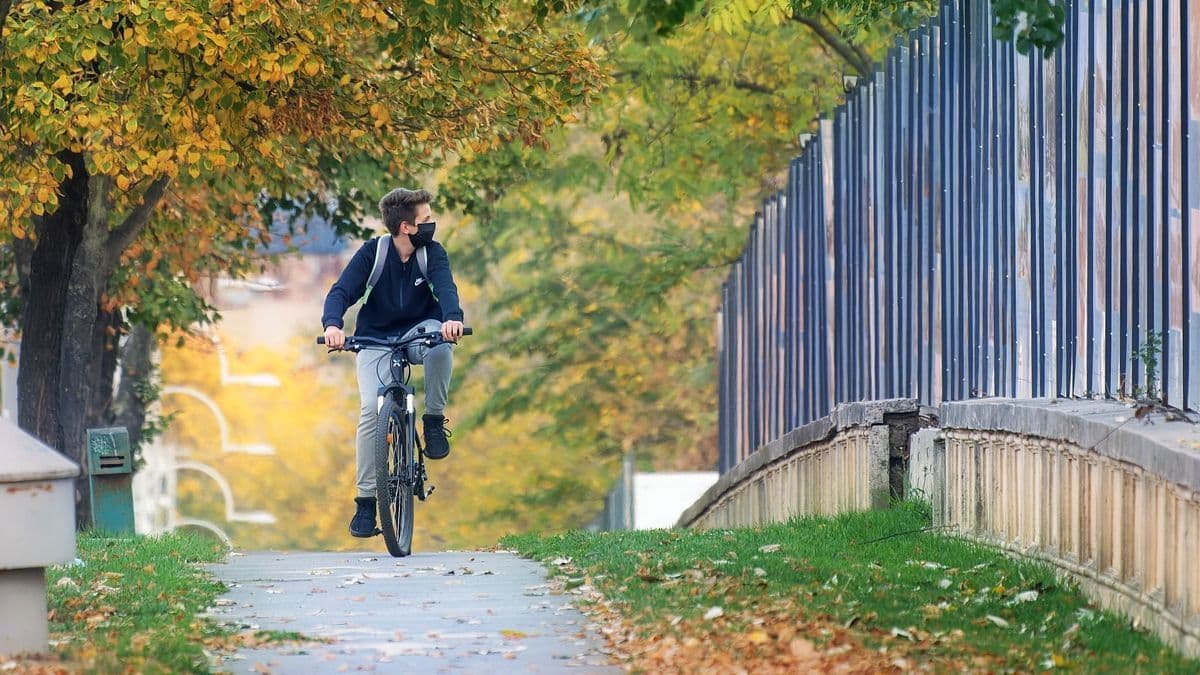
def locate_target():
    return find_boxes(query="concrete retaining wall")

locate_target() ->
[685,394,1200,656]
[677,399,918,528]
[923,398,1200,657]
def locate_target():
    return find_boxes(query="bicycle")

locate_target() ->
[318,326,472,557]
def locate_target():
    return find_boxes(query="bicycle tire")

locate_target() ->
[375,397,415,557]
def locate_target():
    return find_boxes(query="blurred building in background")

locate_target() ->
[591,453,716,531]
[134,214,361,541]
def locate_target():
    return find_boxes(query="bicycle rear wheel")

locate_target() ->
[375,397,415,557]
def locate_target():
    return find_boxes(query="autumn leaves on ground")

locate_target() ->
[28,533,239,673]
[14,504,1200,673]
[508,503,1199,674]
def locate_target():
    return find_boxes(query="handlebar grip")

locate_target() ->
[316,337,326,345]
[462,327,473,336]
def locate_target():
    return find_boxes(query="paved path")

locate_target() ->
[205,551,618,674]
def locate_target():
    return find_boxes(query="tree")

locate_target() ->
[426,5,859,529]
[0,0,602,524]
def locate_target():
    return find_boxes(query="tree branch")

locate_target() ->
[822,9,874,73]
[614,70,777,96]
[790,12,872,78]
[104,176,170,270]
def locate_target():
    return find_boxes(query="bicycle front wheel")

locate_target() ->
[375,397,415,557]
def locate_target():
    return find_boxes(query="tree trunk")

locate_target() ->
[113,323,154,452]
[0,0,17,48]
[17,166,169,528]
[17,152,87,453]
[88,307,122,428]
[54,175,112,525]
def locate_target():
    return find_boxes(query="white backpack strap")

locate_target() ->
[363,235,390,303]
[416,246,428,278]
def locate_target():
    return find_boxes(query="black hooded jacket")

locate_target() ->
[321,239,463,338]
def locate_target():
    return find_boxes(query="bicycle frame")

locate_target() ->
[386,351,433,501]
[318,327,470,554]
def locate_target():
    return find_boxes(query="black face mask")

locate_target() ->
[408,221,436,248]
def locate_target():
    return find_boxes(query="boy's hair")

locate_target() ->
[379,188,433,236]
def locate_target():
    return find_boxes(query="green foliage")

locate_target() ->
[435,1,867,523]
[122,273,217,334]
[991,0,1066,54]
[128,365,173,470]
[1134,330,1164,402]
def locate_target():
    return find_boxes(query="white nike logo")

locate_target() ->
[415,278,425,287]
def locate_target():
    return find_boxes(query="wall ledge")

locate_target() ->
[941,398,1200,492]
[678,399,916,527]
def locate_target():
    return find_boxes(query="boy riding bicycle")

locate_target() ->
[321,188,465,538]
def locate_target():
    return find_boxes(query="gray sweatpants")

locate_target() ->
[355,319,453,498]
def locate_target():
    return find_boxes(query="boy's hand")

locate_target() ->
[324,325,346,349]
[441,320,465,342]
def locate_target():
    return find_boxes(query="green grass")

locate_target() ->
[505,502,1199,673]
[43,530,230,673]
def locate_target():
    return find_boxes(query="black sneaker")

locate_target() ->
[349,497,380,537]
[423,414,451,460]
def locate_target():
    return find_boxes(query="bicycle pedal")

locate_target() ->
[425,486,435,498]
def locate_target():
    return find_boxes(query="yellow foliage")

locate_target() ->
[0,0,605,278]
[159,327,610,551]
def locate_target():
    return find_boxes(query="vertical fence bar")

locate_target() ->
[1185,0,1195,403]
[1184,0,1197,411]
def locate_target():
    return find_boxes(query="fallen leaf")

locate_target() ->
[747,630,770,644]
[636,567,663,583]
[789,638,816,658]
[500,629,527,639]
[759,544,781,553]
[986,614,1010,628]
[1010,590,1039,604]
[704,606,724,620]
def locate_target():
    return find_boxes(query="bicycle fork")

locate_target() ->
[404,393,436,501]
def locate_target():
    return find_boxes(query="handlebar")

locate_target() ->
[318,327,472,351]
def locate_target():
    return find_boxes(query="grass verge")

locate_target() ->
[505,502,1199,673]
[4,530,296,674]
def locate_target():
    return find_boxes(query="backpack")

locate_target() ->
[363,235,429,303]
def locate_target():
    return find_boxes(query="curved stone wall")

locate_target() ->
[930,398,1200,657]
[677,399,918,529]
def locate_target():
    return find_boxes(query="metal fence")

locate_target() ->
[718,0,1199,472]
